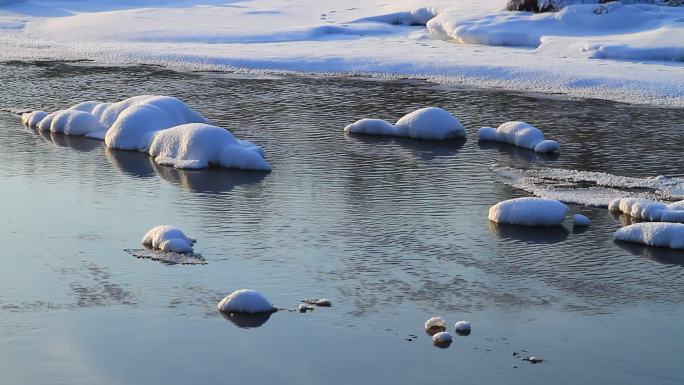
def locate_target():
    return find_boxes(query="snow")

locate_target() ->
[488,197,569,226]
[454,320,472,333]
[573,214,591,226]
[425,317,447,331]
[432,331,453,344]
[217,289,277,314]
[141,225,196,253]
[608,197,684,222]
[149,123,271,171]
[1,1,682,106]
[478,121,559,153]
[344,107,465,140]
[614,222,684,250]
[22,95,271,171]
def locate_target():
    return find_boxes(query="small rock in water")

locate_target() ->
[298,303,314,313]
[526,356,543,364]
[432,331,453,348]
[573,214,591,227]
[302,298,332,307]
[424,317,447,335]
[454,320,472,336]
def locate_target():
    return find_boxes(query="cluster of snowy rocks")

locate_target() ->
[344,107,561,153]
[424,317,472,347]
[609,197,684,249]
[22,95,271,171]
[488,197,590,227]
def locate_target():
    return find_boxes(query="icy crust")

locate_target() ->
[608,197,684,223]
[217,289,277,314]
[492,165,684,207]
[141,225,196,253]
[344,107,466,140]
[478,122,559,153]
[21,95,271,171]
[614,222,684,250]
[149,124,271,171]
[488,197,569,226]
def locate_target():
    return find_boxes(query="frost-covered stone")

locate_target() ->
[217,289,277,314]
[614,222,684,249]
[148,123,271,171]
[425,317,447,331]
[608,197,684,222]
[454,320,472,334]
[478,121,559,153]
[344,107,466,140]
[432,331,453,344]
[573,214,591,226]
[488,197,569,226]
[141,225,196,253]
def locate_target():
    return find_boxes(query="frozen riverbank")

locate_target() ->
[0,0,683,106]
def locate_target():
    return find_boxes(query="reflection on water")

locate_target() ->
[346,134,466,161]
[616,240,684,267]
[221,310,275,329]
[488,221,569,244]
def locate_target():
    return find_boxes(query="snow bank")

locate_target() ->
[344,107,466,140]
[217,289,277,314]
[573,214,591,226]
[608,197,684,222]
[21,95,271,171]
[614,222,684,249]
[478,122,559,153]
[488,197,569,226]
[141,225,196,254]
[149,123,271,171]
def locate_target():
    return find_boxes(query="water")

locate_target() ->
[1,61,684,385]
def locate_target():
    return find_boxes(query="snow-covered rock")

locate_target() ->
[614,222,684,249]
[608,197,684,222]
[148,123,271,171]
[217,289,277,314]
[432,331,453,344]
[425,317,447,331]
[488,197,569,226]
[344,107,466,140]
[573,214,591,226]
[454,320,472,335]
[478,122,559,153]
[141,225,196,253]
[21,110,48,128]
[48,110,106,136]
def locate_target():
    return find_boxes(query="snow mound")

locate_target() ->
[478,122,559,153]
[141,225,196,254]
[21,110,48,128]
[425,317,447,331]
[614,222,684,250]
[608,197,684,222]
[573,214,591,226]
[48,110,106,136]
[488,197,569,226]
[217,289,277,314]
[432,331,453,344]
[344,107,466,140]
[149,123,271,171]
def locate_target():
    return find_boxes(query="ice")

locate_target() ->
[478,121,559,153]
[217,289,277,314]
[148,123,271,171]
[141,225,196,254]
[344,107,465,140]
[488,197,569,226]
[614,222,684,250]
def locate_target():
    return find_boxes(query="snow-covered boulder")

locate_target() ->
[608,197,684,222]
[488,197,569,226]
[141,225,196,253]
[425,317,447,332]
[48,110,105,136]
[344,107,466,140]
[217,289,277,314]
[478,122,559,153]
[573,214,591,226]
[148,123,271,171]
[454,320,472,336]
[22,110,48,128]
[614,222,684,249]
[432,331,453,345]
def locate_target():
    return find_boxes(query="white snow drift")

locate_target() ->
[614,222,684,250]
[217,289,277,314]
[609,197,684,223]
[478,121,560,153]
[141,225,196,254]
[344,107,466,140]
[488,197,569,226]
[21,95,271,171]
